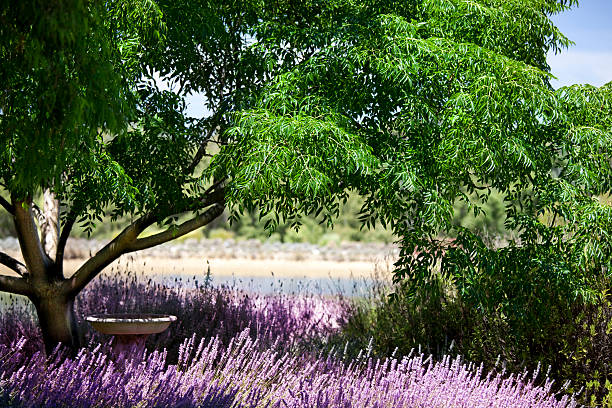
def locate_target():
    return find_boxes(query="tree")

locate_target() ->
[1,0,610,353]
[213,0,612,303]
[0,0,359,352]
[0,0,167,351]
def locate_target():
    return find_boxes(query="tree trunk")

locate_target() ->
[40,189,59,261]
[32,294,79,355]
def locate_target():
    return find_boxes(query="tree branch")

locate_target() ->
[30,202,43,226]
[63,214,156,297]
[186,126,217,175]
[12,197,50,278]
[63,188,226,297]
[186,113,223,175]
[40,189,60,261]
[199,183,226,207]
[0,195,14,215]
[128,203,224,252]
[0,274,31,296]
[55,209,78,265]
[0,252,28,277]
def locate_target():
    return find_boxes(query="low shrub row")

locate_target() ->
[0,269,577,407]
[0,329,576,407]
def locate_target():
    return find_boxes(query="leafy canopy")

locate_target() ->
[2,0,611,305]
[210,0,612,302]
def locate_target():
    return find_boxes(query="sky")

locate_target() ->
[184,2,612,117]
[548,0,612,88]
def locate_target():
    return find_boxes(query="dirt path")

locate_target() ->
[66,256,381,279]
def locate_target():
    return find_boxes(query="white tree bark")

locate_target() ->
[41,189,60,261]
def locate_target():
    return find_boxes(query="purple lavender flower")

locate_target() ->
[0,330,576,408]
[0,271,576,407]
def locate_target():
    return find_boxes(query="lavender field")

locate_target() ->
[0,270,577,408]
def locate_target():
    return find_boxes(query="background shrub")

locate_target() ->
[338,267,612,406]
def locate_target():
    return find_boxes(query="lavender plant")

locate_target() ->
[0,270,578,407]
[0,330,577,408]
[1,268,352,359]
